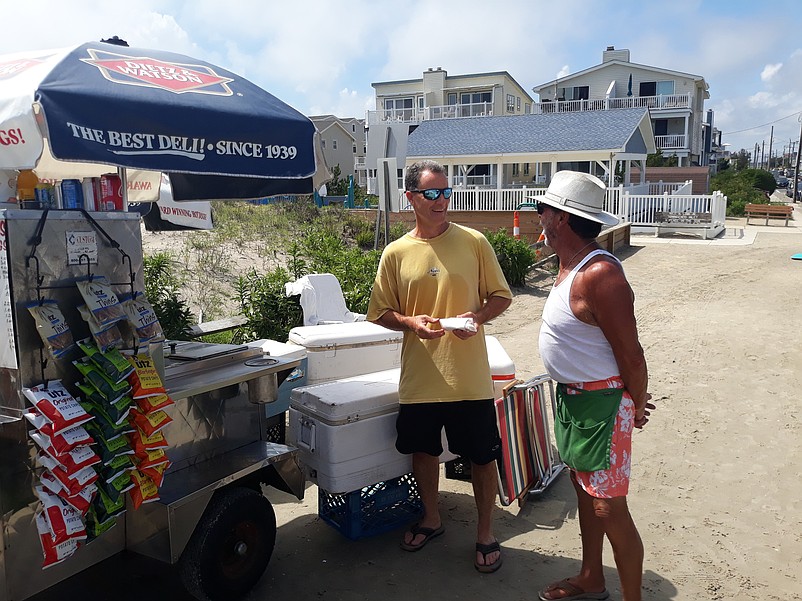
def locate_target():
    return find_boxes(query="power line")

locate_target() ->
[723,110,802,135]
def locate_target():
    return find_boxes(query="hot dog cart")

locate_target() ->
[0,41,323,601]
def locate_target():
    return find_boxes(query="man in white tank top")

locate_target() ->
[532,171,654,601]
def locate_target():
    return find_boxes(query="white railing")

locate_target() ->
[613,191,727,226]
[655,134,687,149]
[648,180,691,195]
[367,102,494,125]
[531,93,691,114]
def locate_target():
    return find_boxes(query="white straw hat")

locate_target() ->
[531,171,619,226]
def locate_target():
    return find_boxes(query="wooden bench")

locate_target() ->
[745,203,793,226]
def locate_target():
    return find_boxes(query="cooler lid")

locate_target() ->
[290,368,400,423]
[288,321,402,350]
[485,335,515,379]
[246,339,308,361]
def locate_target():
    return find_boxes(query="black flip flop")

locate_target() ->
[399,523,445,552]
[474,540,503,573]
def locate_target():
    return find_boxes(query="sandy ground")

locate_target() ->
[32,202,802,601]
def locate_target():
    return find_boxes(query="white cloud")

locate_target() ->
[761,63,783,82]
[556,65,571,79]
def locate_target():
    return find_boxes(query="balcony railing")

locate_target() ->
[531,93,691,114]
[367,102,493,125]
[655,134,687,150]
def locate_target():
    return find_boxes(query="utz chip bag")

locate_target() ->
[73,358,131,401]
[30,431,101,473]
[134,393,174,414]
[133,447,169,470]
[85,506,117,542]
[37,453,99,496]
[24,412,94,455]
[130,427,168,453]
[84,410,134,443]
[78,304,124,353]
[23,381,93,434]
[36,511,80,568]
[40,471,97,515]
[92,430,134,466]
[77,338,134,383]
[75,276,125,327]
[120,292,165,344]
[36,486,87,545]
[98,454,135,482]
[129,469,160,510]
[76,382,132,426]
[126,353,167,399]
[92,486,126,523]
[140,460,170,488]
[27,300,76,359]
[129,409,172,438]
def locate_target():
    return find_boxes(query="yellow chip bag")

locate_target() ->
[126,354,167,399]
[129,470,159,510]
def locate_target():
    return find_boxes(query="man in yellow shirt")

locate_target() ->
[367,160,512,573]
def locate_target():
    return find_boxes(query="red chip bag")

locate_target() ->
[134,393,174,414]
[126,354,167,399]
[140,460,170,488]
[23,381,93,434]
[40,471,97,515]
[36,486,87,545]
[134,447,169,470]
[30,431,101,473]
[36,511,80,569]
[129,427,169,453]
[129,469,160,510]
[37,453,99,496]
[25,412,94,454]
[129,409,172,437]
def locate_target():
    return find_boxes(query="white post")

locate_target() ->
[622,191,631,223]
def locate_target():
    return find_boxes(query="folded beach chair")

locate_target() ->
[495,376,565,507]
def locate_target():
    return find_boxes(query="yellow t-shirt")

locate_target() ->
[366,223,512,403]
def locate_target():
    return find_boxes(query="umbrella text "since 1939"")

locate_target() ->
[64,122,297,161]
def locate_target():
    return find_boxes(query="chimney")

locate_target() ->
[603,46,630,63]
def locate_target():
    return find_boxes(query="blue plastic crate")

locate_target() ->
[318,473,423,540]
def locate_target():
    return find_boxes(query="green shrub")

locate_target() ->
[483,228,537,287]
[143,252,194,340]
[740,169,777,194]
[711,170,770,216]
[235,267,303,343]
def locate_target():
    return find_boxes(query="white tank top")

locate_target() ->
[538,249,621,384]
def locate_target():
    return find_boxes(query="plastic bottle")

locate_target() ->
[16,169,39,203]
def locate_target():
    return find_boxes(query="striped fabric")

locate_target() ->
[495,385,536,506]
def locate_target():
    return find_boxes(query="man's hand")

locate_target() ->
[634,393,655,429]
[409,315,447,339]
[451,312,479,340]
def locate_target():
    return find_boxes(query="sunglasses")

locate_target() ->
[408,187,453,201]
[536,200,549,214]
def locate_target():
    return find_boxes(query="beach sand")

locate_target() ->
[35,210,802,601]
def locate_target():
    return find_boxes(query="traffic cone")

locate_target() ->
[513,211,520,240]
[535,231,546,260]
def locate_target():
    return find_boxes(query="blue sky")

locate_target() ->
[3,0,802,159]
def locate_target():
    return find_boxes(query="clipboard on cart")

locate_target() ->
[495,375,565,507]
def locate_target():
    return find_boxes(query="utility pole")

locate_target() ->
[768,126,774,170]
[754,143,760,169]
[761,140,766,170]
[793,115,802,202]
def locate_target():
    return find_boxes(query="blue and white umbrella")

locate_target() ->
[0,41,320,200]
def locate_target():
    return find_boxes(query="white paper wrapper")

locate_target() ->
[438,317,477,332]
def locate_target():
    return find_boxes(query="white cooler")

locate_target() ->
[289,369,410,493]
[486,335,516,399]
[287,321,402,385]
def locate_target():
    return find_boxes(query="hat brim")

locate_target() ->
[530,194,620,226]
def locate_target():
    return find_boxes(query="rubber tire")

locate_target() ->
[179,487,277,601]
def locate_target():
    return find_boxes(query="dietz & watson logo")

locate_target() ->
[0,58,44,80]
[81,49,234,96]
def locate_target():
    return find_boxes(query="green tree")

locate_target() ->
[733,149,751,171]
[646,150,679,167]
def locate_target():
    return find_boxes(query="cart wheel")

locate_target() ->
[179,487,277,601]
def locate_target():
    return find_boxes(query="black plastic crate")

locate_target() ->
[318,473,423,540]
[444,457,472,481]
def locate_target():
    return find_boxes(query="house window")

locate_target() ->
[560,86,589,101]
[524,163,530,175]
[506,94,515,112]
[352,124,356,132]
[525,102,531,114]
[517,97,521,111]
[332,140,337,150]
[639,80,674,97]
[512,163,519,176]
[353,144,357,153]
[321,140,326,149]
[418,96,424,109]
[384,97,414,119]
[448,93,457,105]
